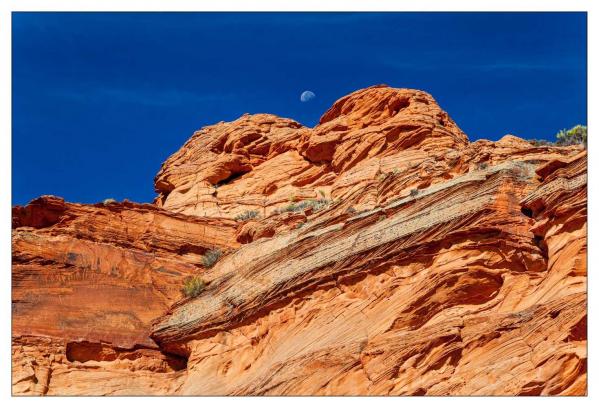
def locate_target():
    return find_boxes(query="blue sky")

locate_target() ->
[12,12,587,205]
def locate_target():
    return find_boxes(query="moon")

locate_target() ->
[300,90,316,102]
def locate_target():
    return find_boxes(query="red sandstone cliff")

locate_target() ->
[12,85,586,395]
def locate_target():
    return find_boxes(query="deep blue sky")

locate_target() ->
[12,12,587,205]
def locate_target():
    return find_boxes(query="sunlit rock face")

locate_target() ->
[13,85,586,395]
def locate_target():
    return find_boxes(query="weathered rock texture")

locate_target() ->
[12,85,586,395]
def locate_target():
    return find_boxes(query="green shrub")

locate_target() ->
[234,210,259,222]
[410,188,419,197]
[556,125,587,147]
[278,198,330,214]
[309,198,330,212]
[201,249,222,268]
[181,275,206,298]
[477,162,489,170]
[283,201,305,212]
[103,198,117,205]
[529,139,554,147]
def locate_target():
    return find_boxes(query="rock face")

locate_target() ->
[12,85,586,395]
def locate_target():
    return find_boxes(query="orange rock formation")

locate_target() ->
[12,85,586,395]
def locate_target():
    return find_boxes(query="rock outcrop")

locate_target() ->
[12,85,586,395]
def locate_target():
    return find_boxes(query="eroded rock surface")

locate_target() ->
[13,85,586,395]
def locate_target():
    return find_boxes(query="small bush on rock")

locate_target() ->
[529,139,554,147]
[181,275,206,298]
[556,125,587,147]
[234,210,259,221]
[277,198,331,215]
[309,198,330,212]
[201,249,222,268]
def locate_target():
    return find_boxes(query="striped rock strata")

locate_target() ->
[12,85,586,395]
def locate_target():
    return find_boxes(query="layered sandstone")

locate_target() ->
[12,197,238,395]
[12,85,586,395]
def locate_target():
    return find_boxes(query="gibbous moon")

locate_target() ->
[300,90,316,102]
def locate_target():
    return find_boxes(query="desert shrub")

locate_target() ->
[410,188,419,197]
[181,275,206,298]
[103,198,117,205]
[477,162,489,170]
[283,201,307,213]
[529,139,554,147]
[278,198,330,214]
[556,125,587,147]
[234,210,259,222]
[201,249,222,268]
[309,198,330,212]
